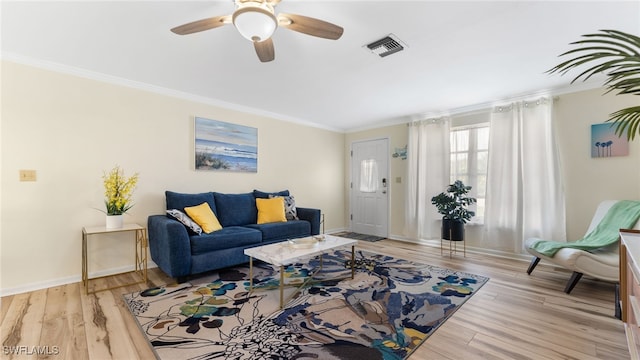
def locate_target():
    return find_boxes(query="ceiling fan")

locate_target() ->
[171,0,344,62]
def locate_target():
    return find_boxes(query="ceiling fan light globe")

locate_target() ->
[233,7,277,42]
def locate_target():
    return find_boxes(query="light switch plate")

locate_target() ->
[19,170,37,182]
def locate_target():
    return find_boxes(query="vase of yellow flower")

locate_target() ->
[102,165,139,229]
[106,214,124,229]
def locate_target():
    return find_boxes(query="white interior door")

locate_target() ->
[350,139,389,237]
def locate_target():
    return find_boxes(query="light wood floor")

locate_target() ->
[0,239,630,360]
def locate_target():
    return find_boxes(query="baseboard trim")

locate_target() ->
[325,227,347,234]
[0,261,158,297]
[386,234,532,262]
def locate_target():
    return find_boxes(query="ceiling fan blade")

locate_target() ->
[278,13,343,40]
[254,38,275,62]
[171,15,230,35]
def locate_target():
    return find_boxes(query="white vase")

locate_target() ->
[106,214,124,229]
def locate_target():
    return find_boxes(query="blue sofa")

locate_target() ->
[148,190,321,281]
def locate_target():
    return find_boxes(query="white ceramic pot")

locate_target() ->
[106,214,124,229]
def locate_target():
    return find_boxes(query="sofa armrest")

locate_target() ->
[148,215,192,278]
[296,207,321,235]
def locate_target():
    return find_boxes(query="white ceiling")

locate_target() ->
[2,1,639,132]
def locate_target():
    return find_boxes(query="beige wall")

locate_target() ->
[555,88,640,240]
[1,61,346,294]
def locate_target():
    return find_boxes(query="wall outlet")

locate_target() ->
[395,177,402,183]
[19,170,37,182]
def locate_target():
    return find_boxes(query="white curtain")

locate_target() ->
[405,118,450,240]
[484,98,566,253]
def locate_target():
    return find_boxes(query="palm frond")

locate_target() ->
[549,29,640,140]
[609,106,640,140]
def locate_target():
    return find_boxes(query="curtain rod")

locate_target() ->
[406,116,450,127]
[406,95,560,124]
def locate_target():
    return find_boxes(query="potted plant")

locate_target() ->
[431,180,477,241]
[102,165,139,229]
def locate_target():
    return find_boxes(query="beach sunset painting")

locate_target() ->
[195,117,257,172]
[591,122,628,158]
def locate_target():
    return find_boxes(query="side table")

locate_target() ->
[82,223,148,295]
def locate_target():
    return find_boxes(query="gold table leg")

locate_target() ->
[249,256,254,291]
[82,231,88,294]
[135,228,148,284]
[280,265,285,309]
[351,245,355,279]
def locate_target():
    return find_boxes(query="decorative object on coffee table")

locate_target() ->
[101,165,138,229]
[431,180,476,257]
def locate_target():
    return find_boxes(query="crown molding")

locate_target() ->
[3,52,607,135]
[1,52,343,133]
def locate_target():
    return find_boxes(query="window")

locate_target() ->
[359,159,378,193]
[450,124,489,222]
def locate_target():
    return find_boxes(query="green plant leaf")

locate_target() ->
[549,29,640,140]
[609,106,640,140]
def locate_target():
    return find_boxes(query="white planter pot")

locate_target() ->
[106,214,124,229]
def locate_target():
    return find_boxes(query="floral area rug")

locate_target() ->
[124,250,489,360]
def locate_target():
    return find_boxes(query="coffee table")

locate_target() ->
[244,234,357,308]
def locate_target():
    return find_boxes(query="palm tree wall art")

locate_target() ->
[591,123,628,157]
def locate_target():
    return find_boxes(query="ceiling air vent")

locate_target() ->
[365,34,406,58]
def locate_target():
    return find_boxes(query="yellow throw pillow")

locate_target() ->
[256,197,287,224]
[184,202,222,233]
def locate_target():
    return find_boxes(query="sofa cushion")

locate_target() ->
[246,220,311,242]
[190,226,262,255]
[166,191,217,215]
[256,197,287,224]
[184,202,223,233]
[253,189,290,199]
[213,192,257,227]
